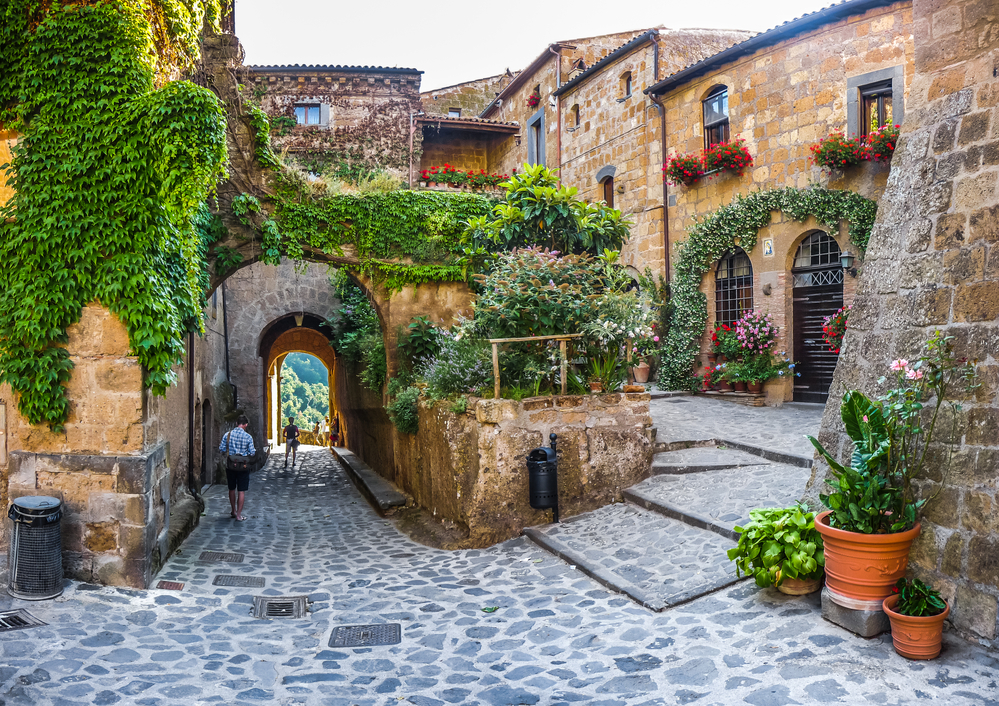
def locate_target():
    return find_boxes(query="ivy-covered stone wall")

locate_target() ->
[807,0,999,648]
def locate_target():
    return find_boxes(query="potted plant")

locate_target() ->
[714,363,733,392]
[727,504,825,595]
[663,153,704,187]
[822,305,850,353]
[587,352,625,393]
[711,323,741,362]
[703,137,754,176]
[883,578,950,660]
[720,361,748,392]
[807,333,977,608]
[810,132,865,170]
[863,124,900,162]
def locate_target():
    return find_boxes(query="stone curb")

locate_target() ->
[650,461,749,475]
[623,487,740,542]
[331,447,407,514]
[649,390,692,400]
[715,438,813,468]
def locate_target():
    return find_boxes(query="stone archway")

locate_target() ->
[263,326,337,449]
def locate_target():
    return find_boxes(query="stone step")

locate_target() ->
[651,445,769,474]
[523,503,743,611]
[626,462,814,539]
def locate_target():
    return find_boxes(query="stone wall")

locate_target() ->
[421,74,513,118]
[808,0,999,648]
[419,126,491,172]
[390,393,654,547]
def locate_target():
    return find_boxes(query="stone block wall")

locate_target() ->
[808,0,999,648]
[391,393,654,547]
[419,128,491,172]
[421,73,513,118]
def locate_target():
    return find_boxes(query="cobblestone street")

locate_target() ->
[3,437,998,705]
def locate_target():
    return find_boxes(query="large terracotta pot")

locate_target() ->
[733,381,747,392]
[716,380,733,392]
[777,575,823,595]
[883,594,949,660]
[632,362,650,383]
[747,381,763,393]
[814,510,921,610]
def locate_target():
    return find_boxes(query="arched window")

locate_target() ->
[571,104,580,128]
[703,85,730,148]
[715,248,753,326]
[792,232,843,287]
[602,177,614,209]
[621,72,633,99]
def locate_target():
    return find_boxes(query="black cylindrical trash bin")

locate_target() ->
[7,496,63,600]
[527,434,558,522]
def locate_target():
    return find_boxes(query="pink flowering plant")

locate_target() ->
[734,310,778,355]
[808,332,978,534]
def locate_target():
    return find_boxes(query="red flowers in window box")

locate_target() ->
[811,125,901,170]
[662,137,754,187]
[864,124,900,162]
[526,93,541,109]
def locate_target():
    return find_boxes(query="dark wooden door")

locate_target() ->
[792,279,843,403]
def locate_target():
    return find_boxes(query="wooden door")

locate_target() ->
[792,279,843,403]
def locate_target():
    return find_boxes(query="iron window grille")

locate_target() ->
[715,248,753,326]
[703,86,730,148]
[792,232,843,287]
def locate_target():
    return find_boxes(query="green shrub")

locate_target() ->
[419,334,493,398]
[386,385,420,435]
[727,504,824,588]
[326,273,385,392]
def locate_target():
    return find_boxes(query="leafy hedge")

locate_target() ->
[657,187,877,391]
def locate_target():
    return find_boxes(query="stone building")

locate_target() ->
[809,0,999,649]
[246,64,424,181]
[644,0,914,403]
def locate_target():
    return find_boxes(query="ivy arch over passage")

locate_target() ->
[658,186,878,391]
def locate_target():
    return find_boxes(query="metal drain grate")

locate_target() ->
[156,581,184,591]
[0,609,47,632]
[329,623,402,647]
[198,551,244,563]
[252,596,308,619]
[213,575,265,588]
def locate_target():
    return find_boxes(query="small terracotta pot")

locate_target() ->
[777,576,823,595]
[814,511,921,609]
[883,594,949,660]
[589,382,602,393]
[747,381,763,393]
[733,381,747,392]
[707,353,718,365]
[632,362,650,383]
[716,381,733,392]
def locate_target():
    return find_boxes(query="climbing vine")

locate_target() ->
[657,187,877,391]
[0,0,228,429]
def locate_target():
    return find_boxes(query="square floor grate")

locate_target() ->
[156,581,184,591]
[198,551,244,563]
[252,596,308,619]
[213,575,265,588]
[329,623,402,648]
[0,609,47,633]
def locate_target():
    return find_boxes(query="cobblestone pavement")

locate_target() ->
[650,397,823,459]
[632,463,813,533]
[649,447,774,474]
[3,449,998,706]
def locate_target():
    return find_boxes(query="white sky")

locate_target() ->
[233,0,841,91]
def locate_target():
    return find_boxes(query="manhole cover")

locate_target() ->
[0,609,47,632]
[329,623,402,647]
[213,575,265,588]
[156,581,184,591]
[199,551,244,563]
[252,596,308,619]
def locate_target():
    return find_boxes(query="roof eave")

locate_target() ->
[417,118,520,134]
[645,0,897,96]
[480,44,564,118]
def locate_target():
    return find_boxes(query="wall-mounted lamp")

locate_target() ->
[294,313,304,327]
[616,184,625,194]
[841,251,857,277]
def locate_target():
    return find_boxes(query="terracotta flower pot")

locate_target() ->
[777,575,823,595]
[747,381,763,393]
[814,510,921,610]
[707,353,718,365]
[733,381,747,392]
[632,362,650,383]
[589,381,602,393]
[716,380,733,392]
[883,594,949,660]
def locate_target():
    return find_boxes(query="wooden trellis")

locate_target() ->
[487,334,584,399]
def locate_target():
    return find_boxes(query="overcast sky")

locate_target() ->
[234,0,841,91]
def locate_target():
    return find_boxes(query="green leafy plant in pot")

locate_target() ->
[727,504,825,595]
[807,332,977,609]
[882,578,950,660]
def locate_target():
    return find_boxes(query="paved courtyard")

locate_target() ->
[2,441,998,706]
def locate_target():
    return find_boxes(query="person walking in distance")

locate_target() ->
[284,415,300,467]
[219,415,255,522]
[318,416,329,447]
[330,413,340,447]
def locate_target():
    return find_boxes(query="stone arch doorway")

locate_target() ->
[790,231,844,403]
[260,320,338,449]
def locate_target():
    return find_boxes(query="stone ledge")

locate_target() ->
[623,487,739,542]
[332,447,407,514]
[159,493,204,575]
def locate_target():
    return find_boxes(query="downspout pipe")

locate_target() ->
[547,45,562,181]
[648,38,670,283]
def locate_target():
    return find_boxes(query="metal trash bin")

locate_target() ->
[527,433,559,523]
[7,496,64,600]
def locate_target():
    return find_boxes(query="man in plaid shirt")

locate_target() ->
[219,415,256,521]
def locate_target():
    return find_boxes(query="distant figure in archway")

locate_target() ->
[319,416,329,446]
[284,416,300,467]
[330,414,340,448]
[220,415,255,522]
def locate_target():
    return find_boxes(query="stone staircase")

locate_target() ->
[523,442,814,611]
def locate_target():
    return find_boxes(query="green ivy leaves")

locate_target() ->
[657,187,877,391]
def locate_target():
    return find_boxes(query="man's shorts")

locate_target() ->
[226,468,250,492]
